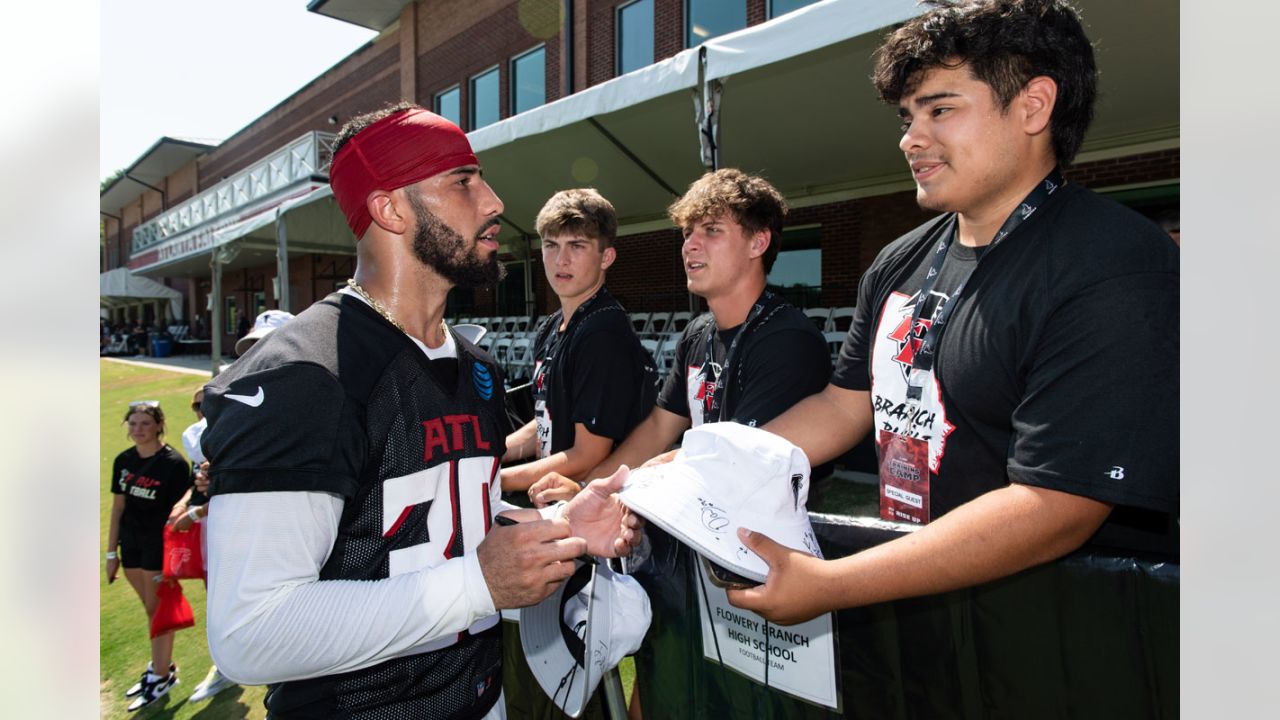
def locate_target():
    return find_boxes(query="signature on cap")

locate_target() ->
[698,498,729,534]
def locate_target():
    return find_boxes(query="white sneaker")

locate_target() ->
[126,671,178,712]
[189,665,236,702]
[125,663,176,698]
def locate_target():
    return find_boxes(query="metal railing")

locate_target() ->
[131,131,336,254]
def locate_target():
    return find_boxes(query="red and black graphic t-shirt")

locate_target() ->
[111,445,192,537]
[202,293,510,719]
[832,183,1179,556]
[656,301,831,430]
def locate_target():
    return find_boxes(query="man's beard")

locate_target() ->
[407,194,505,288]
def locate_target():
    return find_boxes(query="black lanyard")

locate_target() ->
[702,290,775,421]
[905,171,1063,402]
[535,287,607,401]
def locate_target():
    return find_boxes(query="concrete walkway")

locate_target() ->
[101,353,219,377]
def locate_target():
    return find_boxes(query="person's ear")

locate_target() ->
[367,189,410,235]
[1020,75,1057,137]
[600,246,617,271]
[748,229,771,261]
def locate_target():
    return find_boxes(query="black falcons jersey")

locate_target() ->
[202,292,510,720]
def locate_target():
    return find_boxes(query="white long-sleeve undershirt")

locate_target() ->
[204,490,498,685]
[204,303,560,688]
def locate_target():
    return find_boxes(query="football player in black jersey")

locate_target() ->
[200,103,639,719]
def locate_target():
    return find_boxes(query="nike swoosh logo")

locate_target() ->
[225,386,265,407]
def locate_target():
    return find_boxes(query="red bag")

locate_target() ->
[150,579,195,638]
[162,522,205,580]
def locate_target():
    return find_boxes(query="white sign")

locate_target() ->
[696,563,840,710]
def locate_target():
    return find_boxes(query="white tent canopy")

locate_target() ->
[466,0,1176,248]
[99,267,183,318]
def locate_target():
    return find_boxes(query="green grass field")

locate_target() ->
[100,359,268,719]
[100,359,633,718]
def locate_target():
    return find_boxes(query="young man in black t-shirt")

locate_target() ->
[527,169,830,505]
[526,169,830,720]
[199,104,639,719]
[501,189,654,496]
[724,0,1179,626]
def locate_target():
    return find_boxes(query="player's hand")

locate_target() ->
[106,557,120,584]
[640,449,680,468]
[562,466,644,558]
[726,527,831,625]
[194,461,210,493]
[477,518,587,610]
[528,472,582,508]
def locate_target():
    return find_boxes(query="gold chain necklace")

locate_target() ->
[346,278,447,344]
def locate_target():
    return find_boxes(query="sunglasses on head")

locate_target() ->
[129,400,160,408]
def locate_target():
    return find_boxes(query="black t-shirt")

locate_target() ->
[111,445,192,537]
[201,292,509,719]
[531,287,656,457]
[657,293,831,430]
[832,183,1178,556]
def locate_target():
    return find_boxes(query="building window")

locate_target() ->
[224,296,238,336]
[617,0,654,75]
[469,67,500,130]
[768,0,820,19]
[685,0,746,47]
[434,86,461,127]
[766,226,822,309]
[252,291,267,317]
[511,46,546,115]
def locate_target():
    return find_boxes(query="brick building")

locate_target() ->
[99,0,1178,370]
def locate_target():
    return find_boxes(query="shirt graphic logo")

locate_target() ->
[225,386,265,407]
[886,314,932,380]
[884,290,950,380]
[871,291,958,476]
[472,363,494,400]
[1106,466,1125,480]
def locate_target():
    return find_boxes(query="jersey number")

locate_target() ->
[381,456,500,651]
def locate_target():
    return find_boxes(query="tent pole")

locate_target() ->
[276,207,291,313]
[524,234,534,322]
[210,251,223,377]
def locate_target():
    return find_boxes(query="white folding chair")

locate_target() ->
[669,311,693,333]
[823,331,846,365]
[630,312,652,336]
[492,336,513,369]
[827,306,856,333]
[508,336,535,381]
[647,311,673,336]
[804,307,832,332]
[656,332,682,377]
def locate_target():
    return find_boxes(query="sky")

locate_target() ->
[100,0,376,180]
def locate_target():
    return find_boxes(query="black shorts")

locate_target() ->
[119,525,164,571]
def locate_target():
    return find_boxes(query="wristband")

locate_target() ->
[105,551,118,560]
[187,506,201,522]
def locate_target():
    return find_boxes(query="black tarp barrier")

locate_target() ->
[631,516,1178,719]
[496,391,1176,718]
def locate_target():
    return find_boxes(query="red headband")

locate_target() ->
[329,108,478,239]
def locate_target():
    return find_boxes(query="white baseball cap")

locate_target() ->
[235,309,295,355]
[618,422,824,583]
[520,559,652,718]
